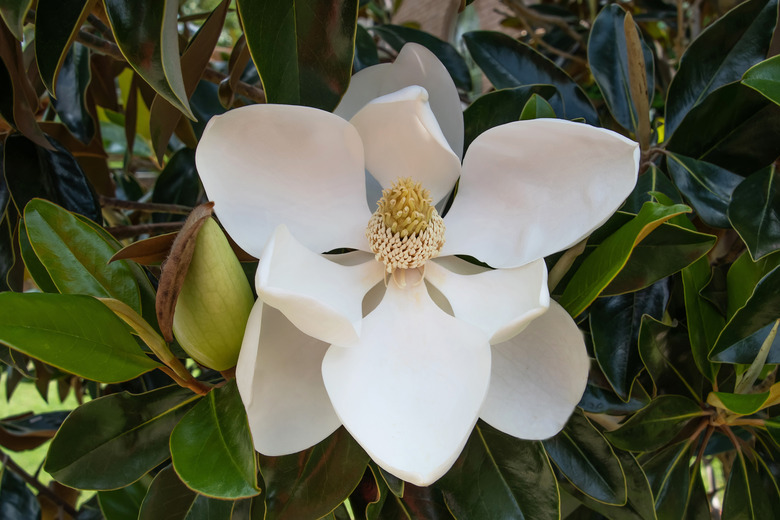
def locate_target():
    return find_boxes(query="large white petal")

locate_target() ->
[442,119,640,267]
[236,301,340,455]
[335,43,464,158]
[257,226,385,346]
[480,301,589,440]
[195,104,371,256]
[322,272,491,486]
[425,257,550,345]
[350,86,461,204]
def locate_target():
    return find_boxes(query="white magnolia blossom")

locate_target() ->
[195,43,640,486]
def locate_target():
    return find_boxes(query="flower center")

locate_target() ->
[366,177,445,274]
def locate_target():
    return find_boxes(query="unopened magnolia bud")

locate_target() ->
[172,218,253,371]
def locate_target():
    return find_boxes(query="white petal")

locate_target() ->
[425,257,550,344]
[480,301,589,439]
[442,119,640,267]
[195,104,371,256]
[322,274,491,486]
[257,226,385,346]
[335,43,464,158]
[236,301,340,455]
[350,86,461,203]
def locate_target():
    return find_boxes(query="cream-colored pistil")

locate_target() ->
[367,178,445,274]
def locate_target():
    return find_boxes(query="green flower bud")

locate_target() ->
[173,218,253,371]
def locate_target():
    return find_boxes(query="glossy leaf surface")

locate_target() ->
[259,428,369,520]
[3,135,101,222]
[237,0,358,110]
[50,42,95,143]
[560,201,690,317]
[24,198,140,310]
[0,467,41,520]
[45,385,198,489]
[743,54,780,105]
[0,292,160,383]
[682,257,723,381]
[170,380,259,499]
[588,4,654,133]
[543,411,626,505]
[463,30,598,125]
[104,0,194,119]
[462,84,558,152]
[34,0,96,94]
[439,422,559,520]
[664,0,778,138]
[591,282,669,400]
[729,166,780,261]
[605,395,703,452]
[666,153,743,228]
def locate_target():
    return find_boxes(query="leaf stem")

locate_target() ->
[99,196,193,215]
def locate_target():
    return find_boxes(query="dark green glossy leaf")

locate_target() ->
[0,292,161,383]
[3,134,101,223]
[97,477,150,520]
[710,264,780,364]
[17,219,56,293]
[170,380,259,499]
[463,30,598,125]
[722,453,780,519]
[727,251,780,318]
[371,24,471,91]
[46,385,198,489]
[439,422,558,519]
[666,153,743,228]
[591,281,669,400]
[638,316,704,400]
[729,166,780,261]
[578,381,650,415]
[641,442,701,520]
[138,465,234,520]
[34,0,96,95]
[0,466,41,520]
[708,390,770,415]
[563,450,656,520]
[24,198,140,310]
[149,0,229,164]
[104,0,194,119]
[603,221,715,296]
[259,427,369,520]
[0,0,33,40]
[666,82,780,176]
[519,93,555,120]
[151,148,202,223]
[0,208,22,292]
[622,165,682,214]
[463,85,558,151]
[392,484,455,520]
[588,4,654,133]
[743,55,780,105]
[353,24,378,72]
[559,201,690,317]
[51,42,95,143]
[543,411,626,505]
[664,0,778,138]
[682,257,723,381]
[237,0,358,110]
[605,395,704,452]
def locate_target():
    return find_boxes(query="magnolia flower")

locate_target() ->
[195,44,639,486]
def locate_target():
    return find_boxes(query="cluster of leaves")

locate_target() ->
[1,0,780,518]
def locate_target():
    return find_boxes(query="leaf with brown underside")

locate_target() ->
[110,232,178,265]
[155,202,214,342]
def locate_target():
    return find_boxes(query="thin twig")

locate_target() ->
[99,196,193,215]
[87,14,112,39]
[502,0,584,44]
[0,452,79,518]
[106,222,184,239]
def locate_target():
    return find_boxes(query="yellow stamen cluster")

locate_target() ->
[367,178,445,273]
